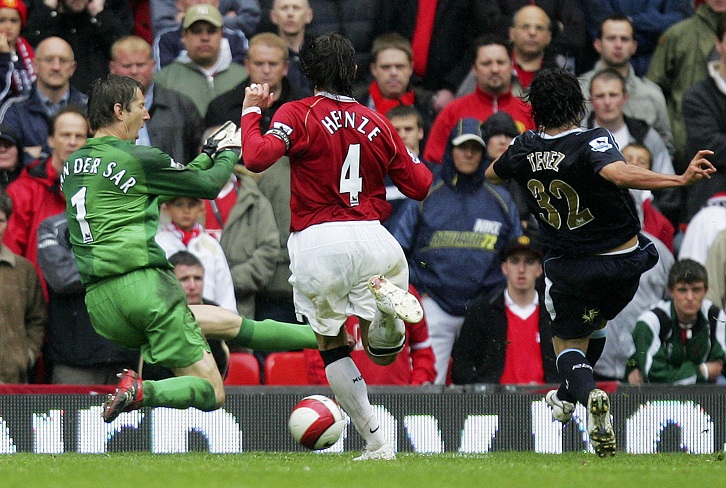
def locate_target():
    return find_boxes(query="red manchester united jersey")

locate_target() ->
[242,92,432,231]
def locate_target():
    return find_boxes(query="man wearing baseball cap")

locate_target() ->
[153,2,249,71]
[155,3,248,117]
[451,232,559,385]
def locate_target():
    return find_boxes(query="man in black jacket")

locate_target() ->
[451,233,558,385]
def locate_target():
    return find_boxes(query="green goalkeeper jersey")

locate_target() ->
[60,136,236,286]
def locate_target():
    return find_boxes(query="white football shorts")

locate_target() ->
[288,220,409,336]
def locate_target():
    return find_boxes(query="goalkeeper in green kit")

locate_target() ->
[61,75,318,422]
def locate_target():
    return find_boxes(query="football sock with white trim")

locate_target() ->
[556,349,597,407]
[324,352,385,450]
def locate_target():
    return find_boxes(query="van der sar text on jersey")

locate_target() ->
[60,157,137,193]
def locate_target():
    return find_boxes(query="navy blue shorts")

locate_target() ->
[543,234,659,340]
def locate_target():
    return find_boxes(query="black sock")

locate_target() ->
[586,337,606,366]
[320,345,350,367]
[556,384,576,404]
[556,349,596,406]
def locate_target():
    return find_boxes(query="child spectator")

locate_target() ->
[0,0,35,105]
[621,143,675,252]
[482,111,532,228]
[155,195,236,313]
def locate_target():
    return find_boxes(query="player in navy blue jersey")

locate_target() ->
[485,67,716,457]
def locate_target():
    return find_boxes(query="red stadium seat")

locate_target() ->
[224,352,261,385]
[264,351,309,385]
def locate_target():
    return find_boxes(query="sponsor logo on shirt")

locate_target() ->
[271,121,293,135]
[267,125,292,149]
[589,137,612,153]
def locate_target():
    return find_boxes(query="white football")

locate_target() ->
[288,395,345,450]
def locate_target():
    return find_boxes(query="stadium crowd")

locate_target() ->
[1,0,725,399]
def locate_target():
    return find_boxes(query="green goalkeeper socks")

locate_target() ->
[143,377,217,411]
[233,317,318,351]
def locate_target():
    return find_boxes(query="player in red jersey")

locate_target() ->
[241,33,433,460]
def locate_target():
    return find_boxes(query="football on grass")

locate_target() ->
[288,395,345,450]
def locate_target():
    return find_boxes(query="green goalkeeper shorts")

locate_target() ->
[85,267,210,369]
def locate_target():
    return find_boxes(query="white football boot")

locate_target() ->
[367,275,423,323]
[354,443,396,461]
[545,390,575,424]
[587,388,616,457]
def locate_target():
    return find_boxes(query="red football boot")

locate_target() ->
[102,369,144,423]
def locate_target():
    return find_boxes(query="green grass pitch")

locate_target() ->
[2,452,725,488]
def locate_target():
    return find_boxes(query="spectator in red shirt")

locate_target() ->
[423,35,535,165]
[451,233,559,385]
[2,105,87,293]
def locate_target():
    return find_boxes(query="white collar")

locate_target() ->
[539,127,583,139]
[316,91,356,103]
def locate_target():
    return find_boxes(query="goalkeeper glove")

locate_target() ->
[202,121,241,157]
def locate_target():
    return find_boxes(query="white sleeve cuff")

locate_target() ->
[242,107,262,117]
